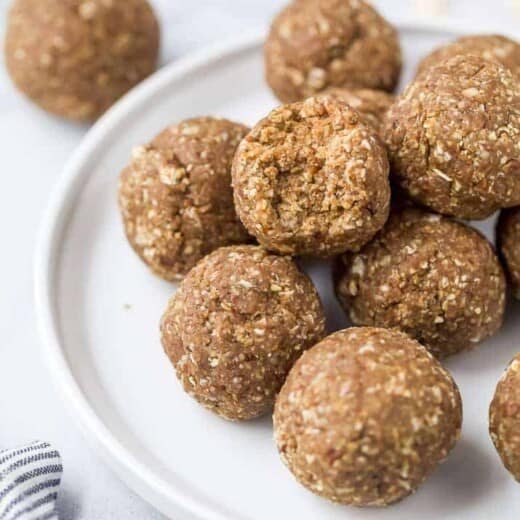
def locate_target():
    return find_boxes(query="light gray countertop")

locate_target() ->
[0,1,519,518]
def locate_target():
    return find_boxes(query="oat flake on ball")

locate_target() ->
[384,54,520,220]
[274,327,462,506]
[334,208,506,358]
[323,87,395,136]
[232,96,391,257]
[490,353,520,482]
[160,245,326,421]
[264,0,402,103]
[5,0,159,121]
[497,207,520,299]
[119,117,251,281]
[416,34,520,79]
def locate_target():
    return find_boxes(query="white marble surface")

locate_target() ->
[0,1,519,518]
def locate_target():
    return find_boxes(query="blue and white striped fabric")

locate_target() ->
[0,442,62,520]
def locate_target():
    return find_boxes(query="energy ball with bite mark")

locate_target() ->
[323,87,394,136]
[416,35,520,79]
[5,0,159,121]
[274,327,462,507]
[232,96,391,257]
[334,208,506,358]
[490,353,520,482]
[265,0,401,103]
[497,207,520,299]
[119,117,250,281]
[384,54,520,220]
[160,245,326,421]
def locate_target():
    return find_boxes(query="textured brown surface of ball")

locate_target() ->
[5,0,159,121]
[160,245,326,421]
[265,0,401,103]
[384,54,520,219]
[119,117,251,281]
[417,34,520,79]
[323,87,394,135]
[334,208,506,358]
[497,207,520,299]
[490,354,520,482]
[232,96,391,257]
[274,327,462,506]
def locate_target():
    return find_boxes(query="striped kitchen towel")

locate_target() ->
[0,442,62,520]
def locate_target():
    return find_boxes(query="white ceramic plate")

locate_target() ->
[35,21,520,520]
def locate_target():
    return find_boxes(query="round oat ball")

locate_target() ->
[490,354,520,482]
[497,207,520,299]
[265,0,401,103]
[384,54,520,220]
[232,96,391,257]
[274,327,462,506]
[416,35,520,79]
[160,245,326,421]
[119,117,251,281]
[334,208,506,358]
[323,87,395,135]
[5,0,159,121]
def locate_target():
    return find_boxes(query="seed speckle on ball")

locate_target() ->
[274,327,462,506]
[160,245,326,421]
[416,34,520,79]
[497,207,520,300]
[118,117,251,281]
[232,96,391,257]
[5,0,160,121]
[490,354,520,482]
[334,208,506,358]
[384,54,520,219]
[265,0,401,103]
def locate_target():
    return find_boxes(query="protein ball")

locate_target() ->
[416,35,520,79]
[497,207,520,299]
[119,118,251,281]
[323,87,395,135]
[5,0,159,121]
[265,0,401,103]
[490,354,520,482]
[160,245,326,421]
[232,96,391,257]
[274,327,462,506]
[384,54,520,219]
[334,208,506,358]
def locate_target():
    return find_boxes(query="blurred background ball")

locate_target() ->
[5,0,160,121]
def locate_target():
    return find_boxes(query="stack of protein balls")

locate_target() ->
[116,0,520,508]
[12,0,518,509]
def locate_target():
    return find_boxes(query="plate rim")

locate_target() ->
[33,19,517,520]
